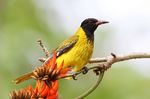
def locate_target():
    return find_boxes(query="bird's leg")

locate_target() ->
[64,69,78,80]
[66,70,76,75]
[72,74,78,80]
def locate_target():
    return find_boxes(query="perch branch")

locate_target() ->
[89,52,150,63]
[58,52,150,99]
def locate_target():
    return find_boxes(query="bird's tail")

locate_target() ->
[13,72,33,84]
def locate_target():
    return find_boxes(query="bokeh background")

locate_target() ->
[0,0,150,99]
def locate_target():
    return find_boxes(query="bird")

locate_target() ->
[14,18,109,84]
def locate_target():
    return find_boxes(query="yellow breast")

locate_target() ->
[56,27,94,71]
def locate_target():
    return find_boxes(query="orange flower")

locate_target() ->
[10,52,70,99]
[9,85,36,99]
[35,80,58,99]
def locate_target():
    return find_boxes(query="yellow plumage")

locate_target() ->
[56,27,93,71]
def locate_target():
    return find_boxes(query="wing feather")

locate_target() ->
[53,35,79,57]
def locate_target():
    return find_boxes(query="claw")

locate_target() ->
[82,66,88,74]
[72,74,77,80]
[93,68,100,75]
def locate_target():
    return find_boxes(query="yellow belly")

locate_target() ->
[56,38,94,72]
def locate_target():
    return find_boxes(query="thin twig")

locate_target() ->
[39,57,47,63]
[58,64,104,80]
[76,71,105,99]
[89,52,150,63]
[37,39,50,57]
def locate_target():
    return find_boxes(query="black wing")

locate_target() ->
[52,35,79,57]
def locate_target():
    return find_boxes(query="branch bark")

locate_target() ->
[37,39,50,57]
[89,52,150,63]
[59,52,150,99]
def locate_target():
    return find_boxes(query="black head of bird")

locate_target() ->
[81,18,109,39]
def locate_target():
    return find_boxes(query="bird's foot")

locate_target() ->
[81,66,88,74]
[66,70,78,80]
[67,70,76,75]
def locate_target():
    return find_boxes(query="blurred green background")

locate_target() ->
[0,0,150,99]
